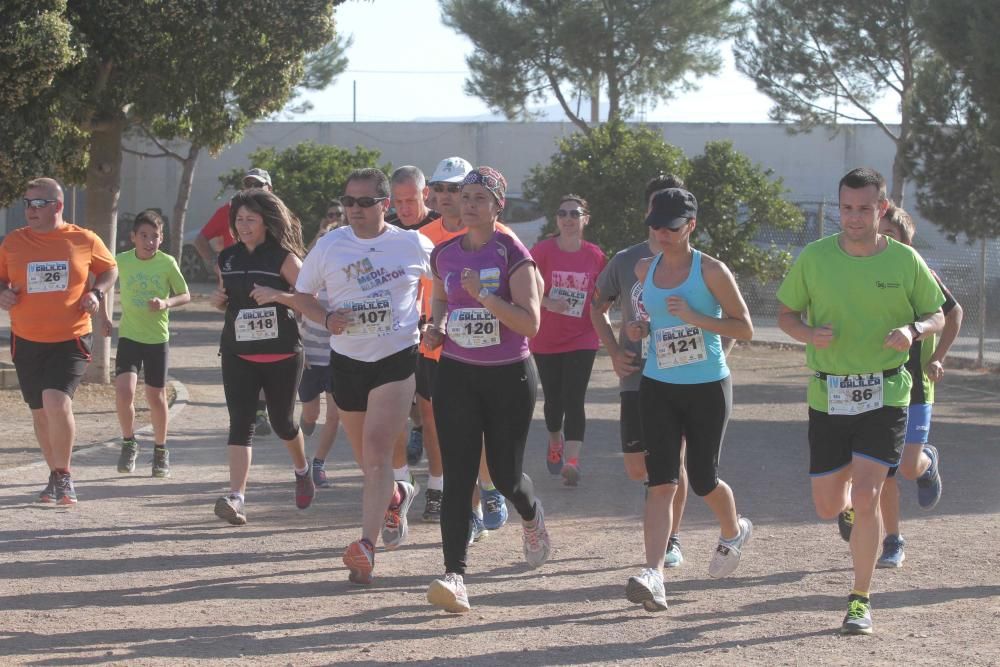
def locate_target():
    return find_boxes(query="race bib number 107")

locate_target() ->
[27,261,69,293]
[342,296,393,336]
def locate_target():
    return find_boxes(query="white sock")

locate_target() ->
[393,465,410,482]
[230,491,245,502]
[295,465,309,476]
[427,475,444,491]
[472,504,483,520]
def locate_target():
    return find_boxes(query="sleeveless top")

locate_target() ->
[641,250,729,384]
[218,238,301,356]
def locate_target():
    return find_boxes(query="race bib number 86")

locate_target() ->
[826,372,884,415]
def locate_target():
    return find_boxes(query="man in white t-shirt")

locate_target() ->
[293,168,434,586]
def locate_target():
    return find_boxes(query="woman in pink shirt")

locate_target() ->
[530,195,607,486]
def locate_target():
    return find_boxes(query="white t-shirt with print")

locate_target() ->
[296,224,433,362]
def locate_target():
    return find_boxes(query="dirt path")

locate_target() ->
[0,297,998,665]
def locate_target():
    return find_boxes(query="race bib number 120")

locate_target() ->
[447,307,500,348]
[653,324,706,369]
[826,372,883,415]
[27,261,69,293]
[235,307,278,341]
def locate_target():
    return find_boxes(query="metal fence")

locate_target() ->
[742,201,1000,368]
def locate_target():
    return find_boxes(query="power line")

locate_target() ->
[344,69,466,75]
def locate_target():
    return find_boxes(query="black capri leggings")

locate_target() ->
[639,374,732,496]
[222,352,304,446]
[434,356,539,575]
[532,349,597,441]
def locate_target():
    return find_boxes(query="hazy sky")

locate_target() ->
[295,0,902,124]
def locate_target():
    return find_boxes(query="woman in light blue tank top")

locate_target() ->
[621,188,755,612]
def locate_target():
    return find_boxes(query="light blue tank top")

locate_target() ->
[641,250,729,384]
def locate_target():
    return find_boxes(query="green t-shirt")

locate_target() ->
[117,249,188,344]
[776,234,944,412]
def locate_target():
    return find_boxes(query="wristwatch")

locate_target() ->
[90,288,104,302]
[477,287,491,302]
[909,321,926,339]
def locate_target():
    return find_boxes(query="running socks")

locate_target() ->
[851,589,870,600]
[295,464,309,477]
[393,465,410,482]
[428,475,444,491]
[480,480,496,491]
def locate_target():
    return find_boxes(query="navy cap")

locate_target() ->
[645,188,697,229]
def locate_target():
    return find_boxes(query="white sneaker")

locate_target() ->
[427,572,471,613]
[625,567,668,612]
[522,500,551,569]
[708,516,752,579]
[381,480,416,550]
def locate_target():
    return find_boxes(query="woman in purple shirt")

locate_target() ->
[422,166,551,613]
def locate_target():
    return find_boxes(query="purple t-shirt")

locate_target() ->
[431,230,535,366]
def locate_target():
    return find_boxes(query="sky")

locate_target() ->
[295,0,903,124]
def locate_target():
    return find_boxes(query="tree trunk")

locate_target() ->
[590,79,600,124]
[169,144,201,261]
[82,117,126,384]
[890,147,906,206]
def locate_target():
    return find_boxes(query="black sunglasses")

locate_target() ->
[556,209,585,219]
[23,198,58,209]
[340,196,388,208]
[431,183,462,194]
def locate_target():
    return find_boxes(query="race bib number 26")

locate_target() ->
[27,261,69,293]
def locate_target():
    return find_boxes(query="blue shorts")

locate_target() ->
[297,363,330,403]
[904,403,933,445]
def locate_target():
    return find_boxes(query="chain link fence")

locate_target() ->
[742,201,1000,368]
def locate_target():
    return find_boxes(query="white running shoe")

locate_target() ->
[381,480,416,550]
[708,516,753,579]
[522,500,551,569]
[625,567,668,612]
[427,572,471,613]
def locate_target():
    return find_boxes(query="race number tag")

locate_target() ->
[27,261,69,293]
[235,307,278,341]
[549,286,586,318]
[447,307,500,348]
[653,324,706,369]
[826,372,883,415]
[342,295,393,336]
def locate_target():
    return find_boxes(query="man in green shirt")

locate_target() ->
[101,210,190,477]
[776,168,944,636]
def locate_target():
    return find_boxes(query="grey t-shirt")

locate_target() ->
[594,241,654,392]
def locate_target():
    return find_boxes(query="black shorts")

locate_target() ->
[415,355,438,401]
[619,390,644,454]
[329,345,417,412]
[808,406,907,476]
[298,363,330,403]
[114,337,169,388]
[11,334,92,409]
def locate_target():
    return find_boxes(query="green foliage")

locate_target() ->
[523,122,689,254]
[284,32,354,115]
[219,141,390,243]
[0,0,78,109]
[440,0,735,131]
[524,126,803,282]
[685,141,803,281]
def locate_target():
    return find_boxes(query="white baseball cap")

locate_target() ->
[430,157,473,184]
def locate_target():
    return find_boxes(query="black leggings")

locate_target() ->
[533,349,597,441]
[222,353,303,446]
[434,356,539,574]
[639,375,732,496]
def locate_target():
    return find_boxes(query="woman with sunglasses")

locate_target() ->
[209,189,314,526]
[623,187,754,612]
[422,166,551,613]
[530,195,606,486]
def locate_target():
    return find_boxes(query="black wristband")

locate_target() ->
[325,311,336,331]
[90,288,104,302]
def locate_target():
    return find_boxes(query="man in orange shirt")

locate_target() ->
[0,178,118,505]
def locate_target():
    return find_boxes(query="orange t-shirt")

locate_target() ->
[0,224,117,342]
[417,220,513,360]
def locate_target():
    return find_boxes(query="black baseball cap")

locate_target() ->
[645,188,697,230]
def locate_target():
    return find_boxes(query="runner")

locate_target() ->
[777,168,945,634]
[531,194,606,486]
[423,166,551,613]
[195,168,274,435]
[623,187,754,613]
[876,203,960,568]
[0,177,117,505]
[590,174,692,567]
[101,209,190,477]
[208,189,314,526]
[291,168,434,586]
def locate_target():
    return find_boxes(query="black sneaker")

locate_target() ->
[214,494,246,525]
[423,488,442,523]
[841,594,873,635]
[838,508,855,542]
[152,448,170,478]
[38,471,57,504]
[117,438,138,473]
[255,410,271,436]
[55,472,77,506]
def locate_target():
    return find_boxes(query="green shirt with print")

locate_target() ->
[776,234,944,412]
[117,249,189,344]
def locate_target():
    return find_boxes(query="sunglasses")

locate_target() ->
[340,196,388,208]
[431,183,462,194]
[556,209,585,219]
[24,198,58,209]
[650,221,688,232]
[326,210,344,218]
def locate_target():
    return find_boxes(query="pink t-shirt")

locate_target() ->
[529,237,606,354]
